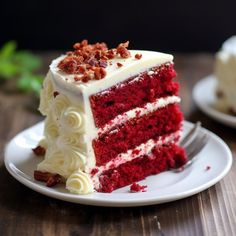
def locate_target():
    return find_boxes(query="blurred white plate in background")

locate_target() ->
[193,75,236,128]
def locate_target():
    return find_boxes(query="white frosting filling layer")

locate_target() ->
[38,73,54,115]
[98,96,180,135]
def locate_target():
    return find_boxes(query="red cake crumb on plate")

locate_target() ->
[205,165,211,171]
[130,183,147,192]
[32,146,45,156]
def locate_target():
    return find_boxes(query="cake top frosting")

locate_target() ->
[50,40,173,94]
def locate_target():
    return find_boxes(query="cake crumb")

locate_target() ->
[205,165,211,171]
[74,76,81,82]
[117,62,123,68]
[130,182,147,192]
[32,145,45,156]
[135,53,142,60]
[53,91,59,97]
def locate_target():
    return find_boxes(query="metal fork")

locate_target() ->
[173,121,209,172]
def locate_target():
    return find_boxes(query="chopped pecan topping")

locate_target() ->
[135,53,142,60]
[46,174,62,187]
[116,41,131,58]
[99,60,108,68]
[117,62,123,68]
[32,146,45,156]
[94,67,107,80]
[53,91,59,98]
[34,170,62,187]
[74,76,81,82]
[58,40,131,82]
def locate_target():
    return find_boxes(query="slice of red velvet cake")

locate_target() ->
[34,40,187,194]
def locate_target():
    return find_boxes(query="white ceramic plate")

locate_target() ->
[193,75,236,128]
[4,121,232,207]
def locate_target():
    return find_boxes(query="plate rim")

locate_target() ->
[193,75,236,126]
[4,121,233,207]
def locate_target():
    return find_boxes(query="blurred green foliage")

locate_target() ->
[0,41,43,95]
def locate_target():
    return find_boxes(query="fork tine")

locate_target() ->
[174,132,209,172]
[186,133,209,158]
[180,121,201,147]
[173,123,209,172]
[185,132,205,154]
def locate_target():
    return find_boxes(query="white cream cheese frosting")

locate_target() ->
[66,170,94,194]
[38,73,54,115]
[37,49,179,194]
[59,107,85,133]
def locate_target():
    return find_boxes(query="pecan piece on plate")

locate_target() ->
[34,171,62,187]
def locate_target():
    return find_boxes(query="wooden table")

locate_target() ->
[0,53,235,236]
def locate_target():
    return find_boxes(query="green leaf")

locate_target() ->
[0,41,17,60]
[0,41,43,97]
[17,73,43,96]
[0,60,21,79]
[13,51,42,72]
[30,75,44,94]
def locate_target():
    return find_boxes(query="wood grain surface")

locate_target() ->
[0,53,235,236]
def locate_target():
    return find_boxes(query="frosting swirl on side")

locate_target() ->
[66,170,93,194]
[57,133,85,149]
[37,150,68,177]
[38,138,48,149]
[38,144,87,179]
[38,73,54,115]
[52,94,70,118]
[44,116,59,143]
[37,69,90,194]
[59,107,84,133]
[63,146,87,171]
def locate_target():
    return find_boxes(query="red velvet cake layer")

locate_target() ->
[97,143,187,193]
[90,63,178,128]
[93,104,183,166]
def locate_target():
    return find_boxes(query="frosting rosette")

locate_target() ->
[52,93,70,118]
[38,147,86,179]
[38,73,54,115]
[56,133,85,149]
[38,138,48,149]
[59,107,84,133]
[37,150,69,178]
[44,116,59,143]
[63,146,87,172]
[66,170,93,194]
